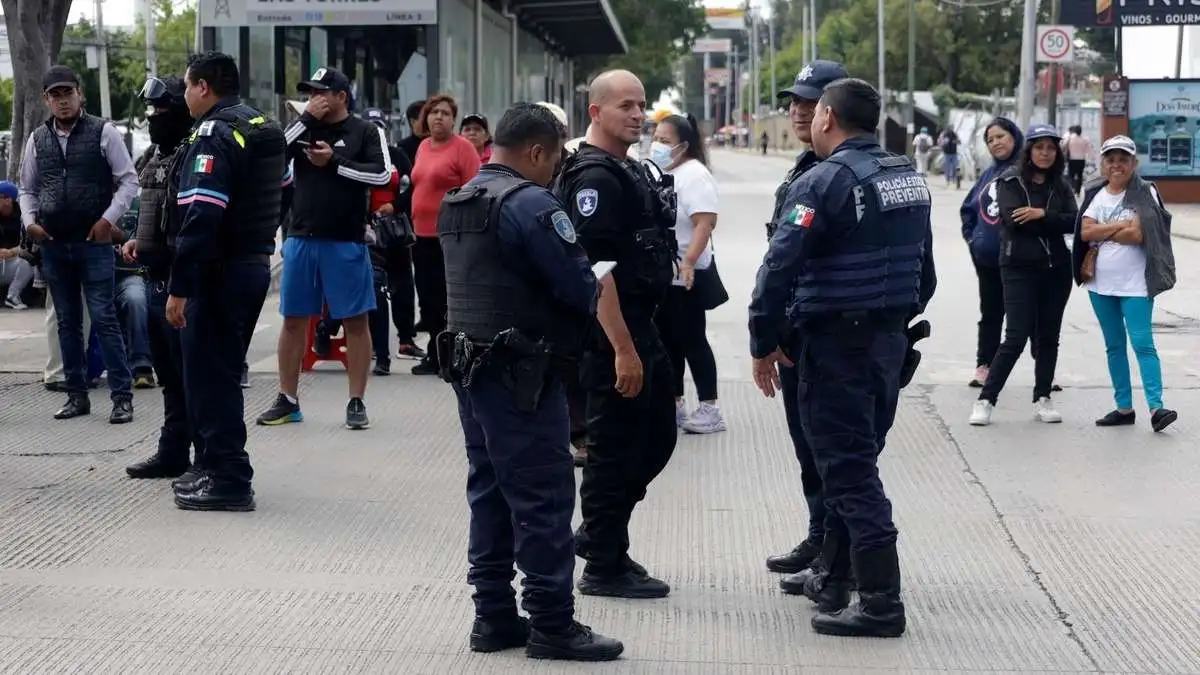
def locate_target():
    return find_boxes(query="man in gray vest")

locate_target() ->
[18,65,139,423]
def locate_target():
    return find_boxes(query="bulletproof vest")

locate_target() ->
[32,114,114,240]
[554,148,676,298]
[135,144,180,274]
[769,150,819,238]
[169,103,286,256]
[438,172,557,343]
[792,147,930,316]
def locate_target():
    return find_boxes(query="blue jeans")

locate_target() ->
[1088,292,1164,411]
[40,241,132,398]
[115,273,153,371]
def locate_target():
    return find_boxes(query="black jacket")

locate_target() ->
[995,166,1077,267]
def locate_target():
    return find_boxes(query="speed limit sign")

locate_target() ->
[1037,25,1076,63]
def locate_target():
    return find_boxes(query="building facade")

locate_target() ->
[196,0,626,138]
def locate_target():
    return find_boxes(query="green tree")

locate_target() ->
[0,79,12,130]
[57,19,140,121]
[114,0,199,122]
[2,0,73,180]
[575,0,709,102]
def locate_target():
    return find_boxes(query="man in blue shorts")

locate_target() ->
[257,66,392,430]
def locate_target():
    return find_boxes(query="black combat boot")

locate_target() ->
[172,467,208,493]
[53,393,90,420]
[766,537,822,573]
[525,621,624,661]
[811,544,906,638]
[126,451,189,479]
[780,530,852,613]
[469,614,529,653]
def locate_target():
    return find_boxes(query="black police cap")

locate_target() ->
[777,60,849,101]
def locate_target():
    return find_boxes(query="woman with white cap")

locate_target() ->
[1072,134,1177,432]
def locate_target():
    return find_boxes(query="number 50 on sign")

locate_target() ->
[1037,25,1076,63]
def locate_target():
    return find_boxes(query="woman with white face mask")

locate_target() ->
[650,114,728,434]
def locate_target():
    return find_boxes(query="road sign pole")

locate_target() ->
[1047,0,1060,127]
[1017,0,1038,131]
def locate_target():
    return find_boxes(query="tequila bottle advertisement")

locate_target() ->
[1128,81,1200,178]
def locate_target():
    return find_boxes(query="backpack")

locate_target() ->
[916,136,932,153]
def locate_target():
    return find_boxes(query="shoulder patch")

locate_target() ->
[575,188,599,217]
[787,204,816,228]
[551,210,577,243]
[198,120,217,137]
[193,154,215,174]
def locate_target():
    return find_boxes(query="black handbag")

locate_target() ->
[373,212,416,249]
[691,259,729,311]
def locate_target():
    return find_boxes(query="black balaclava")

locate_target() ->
[148,105,193,153]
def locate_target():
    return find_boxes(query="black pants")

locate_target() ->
[412,237,447,368]
[180,261,270,488]
[318,283,392,365]
[779,360,826,541]
[147,279,199,467]
[563,363,588,444]
[382,245,417,345]
[576,339,678,576]
[654,285,719,401]
[980,263,1072,404]
[973,258,1005,367]
[1067,159,1086,195]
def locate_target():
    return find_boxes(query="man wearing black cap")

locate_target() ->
[260,66,392,431]
[18,64,139,424]
[760,60,847,587]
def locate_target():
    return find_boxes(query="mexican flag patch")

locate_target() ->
[787,204,816,228]
[193,154,215,174]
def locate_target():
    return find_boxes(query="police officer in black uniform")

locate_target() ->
[554,70,678,599]
[437,102,623,662]
[763,60,847,585]
[123,76,205,482]
[749,78,936,638]
[166,52,288,512]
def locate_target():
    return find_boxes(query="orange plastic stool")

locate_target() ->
[301,307,349,372]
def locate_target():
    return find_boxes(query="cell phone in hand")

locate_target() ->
[294,140,311,148]
[591,261,617,280]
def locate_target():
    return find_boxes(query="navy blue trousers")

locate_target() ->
[778,362,826,542]
[793,321,905,553]
[147,280,199,466]
[454,370,576,632]
[179,260,269,488]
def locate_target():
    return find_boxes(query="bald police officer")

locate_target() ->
[764,60,848,586]
[749,78,936,638]
[438,102,623,662]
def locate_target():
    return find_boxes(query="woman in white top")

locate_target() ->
[649,114,727,434]
[1073,134,1177,432]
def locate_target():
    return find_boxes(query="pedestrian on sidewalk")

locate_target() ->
[1072,134,1177,432]
[961,118,1022,388]
[970,124,1076,427]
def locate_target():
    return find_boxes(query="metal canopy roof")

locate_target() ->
[511,0,628,57]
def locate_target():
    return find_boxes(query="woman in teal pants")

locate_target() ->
[1073,135,1178,432]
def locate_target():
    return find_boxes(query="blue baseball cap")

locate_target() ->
[778,60,849,101]
[1025,123,1062,143]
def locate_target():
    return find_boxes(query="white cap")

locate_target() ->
[535,101,568,127]
[1100,134,1136,156]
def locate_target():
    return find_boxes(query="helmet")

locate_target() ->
[1024,123,1062,143]
[139,76,186,108]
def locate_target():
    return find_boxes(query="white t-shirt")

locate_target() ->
[1083,187,1147,297]
[667,159,719,281]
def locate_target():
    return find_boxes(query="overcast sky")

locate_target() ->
[69,0,1191,79]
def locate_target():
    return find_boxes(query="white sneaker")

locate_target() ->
[4,296,26,310]
[1034,397,1062,423]
[675,400,688,427]
[969,400,994,426]
[682,402,727,434]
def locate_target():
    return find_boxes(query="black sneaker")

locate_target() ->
[577,570,670,599]
[126,455,189,479]
[396,342,426,360]
[173,475,255,512]
[470,615,530,653]
[372,362,391,376]
[1151,408,1178,432]
[54,393,90,420]
[411,359,439,376]
[346,397,370,430]
[109,397,134,424]
[257,393,303,426]
[526,621,624,661]
[1095,409,1136,427]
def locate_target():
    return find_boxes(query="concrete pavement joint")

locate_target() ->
[911,383,1103,673]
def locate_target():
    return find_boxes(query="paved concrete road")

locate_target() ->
[2,148,1199,674]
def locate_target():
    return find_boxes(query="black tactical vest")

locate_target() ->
[32,113,114,240]
[135,144,180,276]
[169,102,286,256]
[438,172,557,343]
[554,148,677,299]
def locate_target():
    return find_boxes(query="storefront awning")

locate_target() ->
[514,0,629,56]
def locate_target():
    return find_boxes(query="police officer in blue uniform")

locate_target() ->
[764,60,848,585]
[749,78,936,638]
[166,52,288,512]
[552,70,678,600]
[123,76,205,482]
[437,102,623,662]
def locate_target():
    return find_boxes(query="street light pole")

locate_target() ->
[906,0,915,154]
[878,0,886,141]
[1017,0,1039,130]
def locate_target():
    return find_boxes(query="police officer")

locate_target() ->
[554,69,678,599]
[123,76,204,482]
[166,52,288,512]
[749,77,936,638]
[763,61,846,587]
[437,102,623,662]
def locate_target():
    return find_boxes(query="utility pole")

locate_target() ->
[733,47,740,125]
[1046,0,1060,127]
[878,0,886,141]
[809,0,818,61]
[750,12,759,125]
[906,0,915,154]
[703,51,712,123]
[768,15,776,110]
[95,0,112,119]
[1017,0,1039,130]
[801,5,809,66]
[144,0,158,77]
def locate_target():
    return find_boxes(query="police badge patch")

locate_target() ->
[575,188,599,217]
[551,210,577,243]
